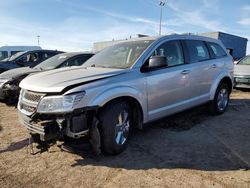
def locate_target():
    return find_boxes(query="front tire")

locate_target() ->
[209,83,229,115]
[98,101,132,155]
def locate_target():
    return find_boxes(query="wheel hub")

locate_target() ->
[217,88,228,111]
[115,110,130,145]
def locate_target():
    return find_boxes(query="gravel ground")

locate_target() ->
[0,89,250,188]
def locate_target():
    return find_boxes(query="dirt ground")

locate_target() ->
[0,89,250,188]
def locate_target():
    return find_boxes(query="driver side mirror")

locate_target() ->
[141,56,167,72]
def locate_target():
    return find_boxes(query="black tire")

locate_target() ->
[98,101,132,155]
[209,83,229,115]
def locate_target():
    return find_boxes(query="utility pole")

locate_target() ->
[159,0,166,36]
[37,35,40,46]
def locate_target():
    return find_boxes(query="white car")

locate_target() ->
[234,55,250,88]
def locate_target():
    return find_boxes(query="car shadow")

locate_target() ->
[70,99,250,171]
[0,138,29,154]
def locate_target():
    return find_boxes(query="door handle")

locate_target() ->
[211,64,217,68]
[181,70,190,75]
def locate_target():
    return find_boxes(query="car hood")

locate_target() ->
[0,61,19,70]
[0,67,39,80]
[20,66,126,93]
[234,65,250,76]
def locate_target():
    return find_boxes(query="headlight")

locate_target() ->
[37,92,85,113]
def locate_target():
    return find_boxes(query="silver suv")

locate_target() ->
[18,34,234,155]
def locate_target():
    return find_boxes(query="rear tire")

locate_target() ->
[98,101,132,155]
[209,83,229,115]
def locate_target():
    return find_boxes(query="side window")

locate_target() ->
[185,40,210,63]
[0,51,8,60]
[28,52,39,62]
[40,52,50,60]
[150,40,184,67]
[76,55,92,65]
[42,52,49,59]
[62,56,82,67]
[19,52,39,64]
[62,55,93,67]
[207,42,227,58]
[18,54,29,63]
[47,52,58,58]
[10,51,21,56]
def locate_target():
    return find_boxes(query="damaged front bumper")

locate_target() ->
[18,106,98,142]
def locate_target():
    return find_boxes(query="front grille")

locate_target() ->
[19,90,46,116]
[20,103,36,113]
[23,90,45,103]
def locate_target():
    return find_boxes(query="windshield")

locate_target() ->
[84,40,154,69]
[8,51,26,61]
[238,56,250,65]
[34,53,69,70]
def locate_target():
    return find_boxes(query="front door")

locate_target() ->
[143,40,191,121]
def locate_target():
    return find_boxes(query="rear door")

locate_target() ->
[183,40,222,98]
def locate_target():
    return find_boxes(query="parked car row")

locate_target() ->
[0,52,94,103]
[1,34,249,155]
[0,49,63,73]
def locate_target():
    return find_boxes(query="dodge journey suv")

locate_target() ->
[18,34,234,155]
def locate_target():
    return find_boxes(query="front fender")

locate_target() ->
[87,86,148,121]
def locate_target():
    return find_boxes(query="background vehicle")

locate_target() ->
[0,50,62,73]
[0,52,94,103]
[18,35,234,155]
[234,55,250,88]
[0,46,41,61]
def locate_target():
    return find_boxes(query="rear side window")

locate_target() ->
[150,40,184,67]
[185,40,210,63]
[207,42,227,58]
[61,55,92,67]
[40,52,56,60]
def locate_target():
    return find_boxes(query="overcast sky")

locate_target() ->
[0,0,249,54]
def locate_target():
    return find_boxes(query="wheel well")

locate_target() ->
[220,77,233,94]
[100,97,144,129]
